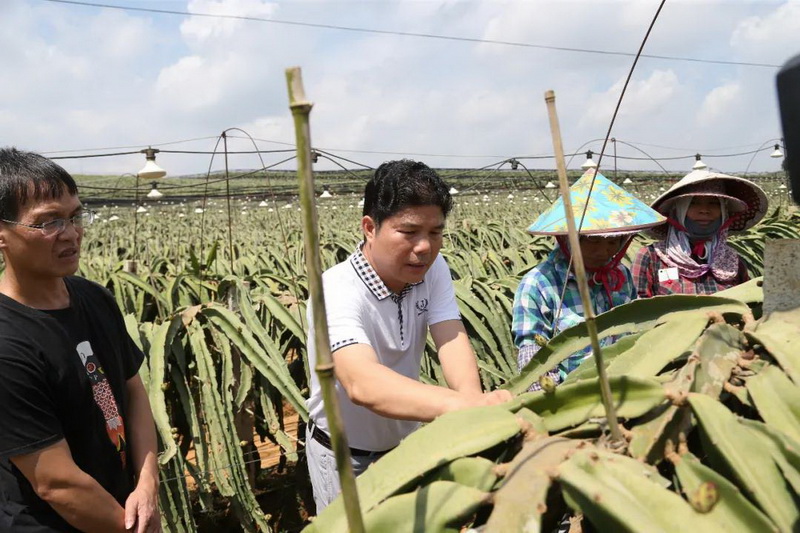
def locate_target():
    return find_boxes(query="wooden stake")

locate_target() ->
[544,89,623,444]
[285,66,365,531]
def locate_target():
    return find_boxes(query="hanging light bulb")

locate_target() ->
[137,147,166,180]
[357,198,365,208]
[692,153,707,170]
[136,206,147,214]
[311,150,319,164]
[449,186,459,195]
[544,181,557,189]
[259,200,269,207]
[146,182,163,199]
[581,150,597,170]
[320,185,333,198]
[622,177,634,185]
[510,158,519,171]
[771,144,784,158]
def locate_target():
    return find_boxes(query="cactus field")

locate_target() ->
[61,180,800,531]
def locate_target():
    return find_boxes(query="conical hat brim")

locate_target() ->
[527,170,666,236]
[648,169,768,238]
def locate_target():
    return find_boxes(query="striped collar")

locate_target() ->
[349,242,422,301]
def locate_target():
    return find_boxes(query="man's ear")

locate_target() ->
[361,216,377,241]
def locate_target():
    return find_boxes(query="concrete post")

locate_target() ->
[763,239,800,314]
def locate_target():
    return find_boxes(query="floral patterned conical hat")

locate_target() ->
[527,169,665,236]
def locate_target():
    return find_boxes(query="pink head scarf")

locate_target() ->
[653,196,740,281]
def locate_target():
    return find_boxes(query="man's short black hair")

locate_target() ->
[362,159,452,227]
[0,147,78,221]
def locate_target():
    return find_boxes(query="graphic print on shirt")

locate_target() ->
[76,341,127,468]
[415,298,429,316]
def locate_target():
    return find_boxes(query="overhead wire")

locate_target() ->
[41,0,781,69]
[551,0,667,338]
[48,140,780,169]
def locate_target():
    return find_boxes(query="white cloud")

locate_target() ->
[1,0,791,177]
[181,0,279,44]
[731,1,800,64]
[697,82,742,124]
[580,70,681,128]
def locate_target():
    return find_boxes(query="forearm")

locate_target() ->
[346,365,479,422]
[431,320,482,394]
[40,473,126,533]
[439,350,482,395]
[126,378,159,492]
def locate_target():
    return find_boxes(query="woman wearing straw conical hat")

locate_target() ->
[513,170,665,390]
[632,170,767,298]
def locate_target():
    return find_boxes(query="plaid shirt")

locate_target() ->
[631,244,749,298]
[512,249,637,385]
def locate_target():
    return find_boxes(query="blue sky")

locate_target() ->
[2,0,796,177]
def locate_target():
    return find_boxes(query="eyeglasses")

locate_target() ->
[1,211,96,237]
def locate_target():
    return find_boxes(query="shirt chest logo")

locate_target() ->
[416,298,429,316]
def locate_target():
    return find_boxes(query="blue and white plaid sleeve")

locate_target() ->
[512,270,554,350]
[622,265,638,302]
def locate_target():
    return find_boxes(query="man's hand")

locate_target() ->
[124,374,160,532]
[124,484,160,533]
[477,389,514,406]
[448,389,514,412]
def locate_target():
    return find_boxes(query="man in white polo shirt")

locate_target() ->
[305,159,512,511]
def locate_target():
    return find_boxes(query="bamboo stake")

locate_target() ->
[285,66,365,532]
[544,89,623,444]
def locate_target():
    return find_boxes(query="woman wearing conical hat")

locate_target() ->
[513,170,665,390]
[631,170,767,298]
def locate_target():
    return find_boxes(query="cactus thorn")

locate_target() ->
[664,440,681,464]
[568,514,584,533]
[723,381,745,395]
[729,376,745,387]
[493,463,510,477]
[677,434,689,455]
[665,390,689,406]
[515,416,533,433]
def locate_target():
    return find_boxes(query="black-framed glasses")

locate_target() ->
[1,211,96,237]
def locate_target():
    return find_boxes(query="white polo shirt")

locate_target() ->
[306,246,461,451]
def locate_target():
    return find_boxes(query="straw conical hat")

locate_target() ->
[527,170,665,236]
[649,169,768,238]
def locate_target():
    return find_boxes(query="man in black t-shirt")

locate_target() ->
[0,148,159,532]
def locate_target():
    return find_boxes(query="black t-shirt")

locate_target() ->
[0,277,144,532]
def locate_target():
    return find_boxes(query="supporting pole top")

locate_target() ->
[285,67,313,109]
